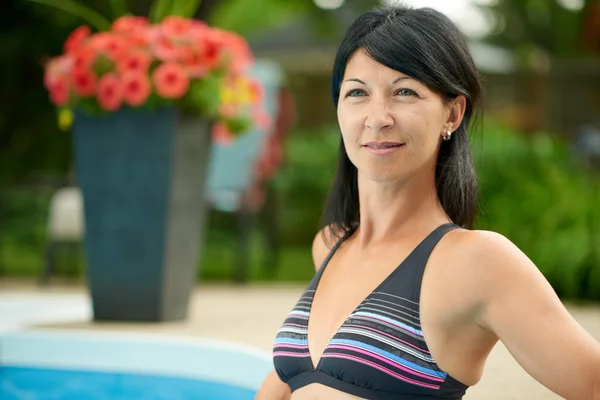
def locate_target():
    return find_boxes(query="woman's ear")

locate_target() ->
[446,95,467,132]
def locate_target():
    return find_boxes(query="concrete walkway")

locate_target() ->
[1,280,599,399]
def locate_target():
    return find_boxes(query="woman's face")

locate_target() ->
[337,49,462,184]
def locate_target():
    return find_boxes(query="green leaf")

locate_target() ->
[185,74,223,116]
[108,0,129,18]
[149,0,171,23]
[225,116,251,135]
[25,0,111,31]
[182,0,203,18]
[92,53,116,76]
[170,0,203,18]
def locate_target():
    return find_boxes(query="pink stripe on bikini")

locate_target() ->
[343,323,431,354]
[326,345,443,382]
[273,351,309,358]
[322,352,441,389]
[273,343,308,349]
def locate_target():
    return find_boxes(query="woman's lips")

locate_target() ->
[362,142,405,155]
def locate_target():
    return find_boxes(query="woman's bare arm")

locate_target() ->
[255,370,291,400]
[468,230,600,400]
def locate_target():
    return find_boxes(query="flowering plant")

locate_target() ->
[43,15,267,140]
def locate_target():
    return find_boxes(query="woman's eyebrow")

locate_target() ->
[342,76,413,85]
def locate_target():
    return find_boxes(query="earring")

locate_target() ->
[442,130,452,141]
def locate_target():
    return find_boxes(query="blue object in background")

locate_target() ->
[1,366,256,400]
[206,59,284,212]
[0,330,273,400]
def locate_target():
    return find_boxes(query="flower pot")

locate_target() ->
[72,106,212,322]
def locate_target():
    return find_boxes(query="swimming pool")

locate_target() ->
[0,330,273,400]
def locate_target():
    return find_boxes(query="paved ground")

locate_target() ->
[1,279,599,399]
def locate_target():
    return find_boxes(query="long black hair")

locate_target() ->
[321,4,482,243]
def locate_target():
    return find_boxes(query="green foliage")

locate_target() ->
[184,74,222,117]
[24,0,111,30]
[26,0,205,27]
[273,127,340,245]
[107,0,129,18]
[471,121,600,300]
[476,0,595,58]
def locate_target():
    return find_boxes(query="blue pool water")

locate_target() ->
[0,330,273,400]
[1,366,256,400]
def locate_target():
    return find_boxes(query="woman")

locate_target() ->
[256,5,600,400]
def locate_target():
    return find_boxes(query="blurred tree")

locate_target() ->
[476,0,599,61]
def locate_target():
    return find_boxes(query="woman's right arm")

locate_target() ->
[255,370,291,400]
[256,228,332,400]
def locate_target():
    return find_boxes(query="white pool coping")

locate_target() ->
[0,291,92,332]
[0,328,274,391]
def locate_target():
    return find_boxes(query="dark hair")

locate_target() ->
[321,4,482,243]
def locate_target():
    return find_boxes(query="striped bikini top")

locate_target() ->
[273,223,469,400]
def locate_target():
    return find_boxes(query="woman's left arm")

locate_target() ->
[470,231,600,400]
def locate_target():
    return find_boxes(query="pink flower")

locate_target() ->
[212,29,254,73]
[219,104,240,119]
[112,16,148,34]
[44,56,72,88]
[253,110,271,130]
[48,77,70,106]
[151,35,179,61]
[122,71,151,106]
[117,49,152,74]
[211,122,235,145]
[71,47,96,71]
[160,16,193,39]
[247,78,264,105]
[89,33,127,59]
[152,62,189,99]
[64,26,91,54]
[71,68,97,97]
[97,73,122,111]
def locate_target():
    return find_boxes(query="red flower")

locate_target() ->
[200,33,224,70]
[212,29,254,73]
[117,49,152,74]
[151,35,179,61]
[97,73,122,111]
[152,62,189,99]
[219,104,239,119]
[247,78,264,105]
[48,77,70,106]
[64,26,91,54]
[44,56,72,88]
[161,16,193,39]
[71,47,96,71]
[89,33,127,59]
[253,110,271,130]
[211,122,235,145]
[122,71,151,106]
[112,16,148,34]
[71,68,97,97]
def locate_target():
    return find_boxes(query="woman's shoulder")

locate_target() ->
[441,227,544,290]
[448,228,531,267]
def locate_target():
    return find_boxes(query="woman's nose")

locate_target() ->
[364,98,394,132]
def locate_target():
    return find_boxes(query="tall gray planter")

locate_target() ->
[72,107,212,322]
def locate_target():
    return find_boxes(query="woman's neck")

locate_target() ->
[355,168,450,249]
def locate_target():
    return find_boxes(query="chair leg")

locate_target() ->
[68,241,81,277]
[261,183,280,280]
[235,208,254,284]
[40,241,57,285]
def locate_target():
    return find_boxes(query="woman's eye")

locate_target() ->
[397,88,417,97]
[346,89,366,97]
